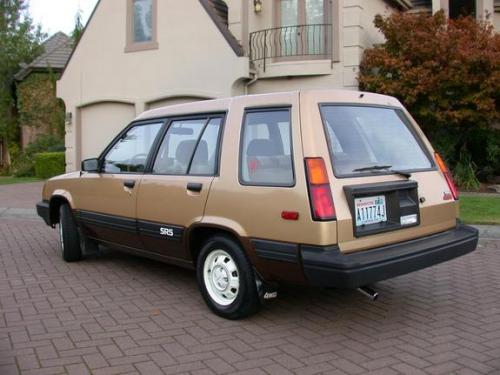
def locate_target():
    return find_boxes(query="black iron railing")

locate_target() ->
[249,24,332,71]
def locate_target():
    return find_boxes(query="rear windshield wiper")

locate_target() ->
[353,165,412,179]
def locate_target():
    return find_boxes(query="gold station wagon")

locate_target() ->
[37,90,478,319]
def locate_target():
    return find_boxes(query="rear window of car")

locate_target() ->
[320,105,433,177]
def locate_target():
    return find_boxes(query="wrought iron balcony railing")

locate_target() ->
[249,24,333,72]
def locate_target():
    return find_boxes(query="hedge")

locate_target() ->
[34,152,65,179]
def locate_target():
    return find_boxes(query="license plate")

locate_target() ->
[355,195,387,226]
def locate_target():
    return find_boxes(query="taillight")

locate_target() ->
[435,153,459,200]
[305,158,336,220]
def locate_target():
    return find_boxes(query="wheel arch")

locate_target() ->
[187,223,251,265]
[49,191,75,226]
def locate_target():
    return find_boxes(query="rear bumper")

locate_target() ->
[36,201,51,226]
[301,224,479,289]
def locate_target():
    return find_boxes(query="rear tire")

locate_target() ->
[59,204,82,262]
[196,235,260,319]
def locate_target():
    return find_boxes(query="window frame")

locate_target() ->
[318,103,437,179]
[125,0,159,53]
[148,112,227,177]
[238,106,296,188]
[98,119,167,175]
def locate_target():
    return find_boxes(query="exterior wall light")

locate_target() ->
[65,112,73,127]
[254,0,262,13]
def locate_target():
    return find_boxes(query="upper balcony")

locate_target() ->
[249,24,335,77]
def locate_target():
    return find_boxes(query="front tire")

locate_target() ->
[196,236,260,319]
[59,204,82,262]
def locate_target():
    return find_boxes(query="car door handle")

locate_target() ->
[123,180,136,189]
[187,183,203,192]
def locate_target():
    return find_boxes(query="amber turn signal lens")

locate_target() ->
[305,157,336,221]
[305,158,330,185]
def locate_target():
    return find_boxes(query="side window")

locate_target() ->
[103,122,163,173]
[152,117,223,175]
[240,109,294,186]
[190,118,223,175]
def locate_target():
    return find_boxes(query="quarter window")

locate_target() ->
[153,117,223,176]
[103,122,163,174]
[240,109,294,186]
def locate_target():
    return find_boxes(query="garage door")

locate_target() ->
[80,102,136,160]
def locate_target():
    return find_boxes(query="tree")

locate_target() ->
[71,8,84,45]
[359,11,500,186]
[0,0,44,158]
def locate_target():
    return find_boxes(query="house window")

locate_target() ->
[126,0,158,52]
[449,0,476,18]
[275,0,332,59]
[134,0,153,42]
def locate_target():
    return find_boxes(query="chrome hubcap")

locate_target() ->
[203,250,239,306]
[212,265,229,291]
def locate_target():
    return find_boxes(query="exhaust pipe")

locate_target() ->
[357,286,379,301]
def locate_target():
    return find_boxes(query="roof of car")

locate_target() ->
[135,90,403,121]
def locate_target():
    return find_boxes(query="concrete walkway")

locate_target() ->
[0,207,39,220]
[475,224,500,239]
[461,191,500,197]
[0,181,44,209]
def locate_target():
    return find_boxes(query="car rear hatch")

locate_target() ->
[300,91,458,254]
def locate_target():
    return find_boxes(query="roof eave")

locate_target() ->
[14,66,63,82]
[198,0,244,57]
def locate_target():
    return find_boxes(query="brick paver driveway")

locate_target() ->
[0,217,499,375]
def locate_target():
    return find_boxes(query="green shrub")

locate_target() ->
[0,166,10,176]
[25,134,65,155]
[10,135,65,177]
[454,153,480,190]
[13,153,35,177]
[34,152,65,179]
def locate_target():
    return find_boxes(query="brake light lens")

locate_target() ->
[305,158,336,220]
[435,152,459,200]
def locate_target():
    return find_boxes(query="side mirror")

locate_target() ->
[81,158,101,173]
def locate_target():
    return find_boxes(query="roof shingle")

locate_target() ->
[15,32,73,81]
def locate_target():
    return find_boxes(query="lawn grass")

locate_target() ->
[460,195,500,225]
[0,176,41,185]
